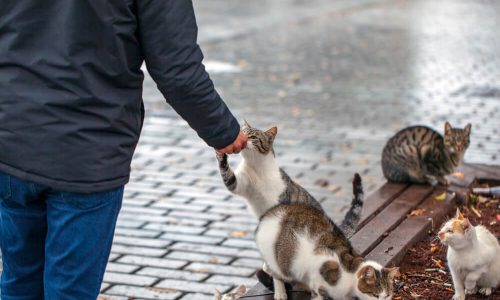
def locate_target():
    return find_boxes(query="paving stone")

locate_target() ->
[143,223,206,235]
[103,272,158,286]
[221,238,257,249]
[206,275,259,288]
[231,258,263,269]
[155,279,231,294]
[169,242,260,258]
[105,285,182,300]
[184,262,256,277]
[160,233,223,245]
[111,244,167,257]
[105,262,141,273]
[113,235,172,248]
[114,228,161,238]
[166,251,233,265]
[137,267,209,281]
[117,255,188,269]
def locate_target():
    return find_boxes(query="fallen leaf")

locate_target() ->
[470,206,482,218]
[315,179,329,187]
[230,231,247,238]
[432,258,444,269]
[435,192,446,201]
[384,246,394,253]
[356,159,369,165]
[430,243,439,254]
[327,184,340,192]
[409,208,427,217]
[452,172,465,179]
[477,195,489,204]
[208,257,219,264]
[192,268,210,273]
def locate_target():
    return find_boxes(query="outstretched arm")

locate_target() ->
[136,0,240,149]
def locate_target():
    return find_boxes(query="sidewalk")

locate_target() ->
[9,0,497,299]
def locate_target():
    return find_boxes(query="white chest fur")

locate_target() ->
[234,151,286,218]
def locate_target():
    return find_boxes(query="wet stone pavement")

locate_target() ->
[96,0,499,299]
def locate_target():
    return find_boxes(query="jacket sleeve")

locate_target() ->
[136,0,240,149]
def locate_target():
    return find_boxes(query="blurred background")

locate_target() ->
[99,0,500,299]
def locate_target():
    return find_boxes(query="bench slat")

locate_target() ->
[350,184,434,255]
[365,188,455,266]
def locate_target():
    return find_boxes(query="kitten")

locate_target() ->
[438,208,500,300]
[214,285,247,300]
[381,122,471,186]
[216,120,363,237]
[255,203,399,300]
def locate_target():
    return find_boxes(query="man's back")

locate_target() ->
[0,0,239,193]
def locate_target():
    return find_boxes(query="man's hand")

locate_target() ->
[216,131,248,154]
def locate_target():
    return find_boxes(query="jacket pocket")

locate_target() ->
[0,172,12,201]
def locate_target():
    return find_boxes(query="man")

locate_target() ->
[0,0,247,299]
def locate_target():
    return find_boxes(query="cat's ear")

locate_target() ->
[385,267,400,280]
[461,218,472,232]
[444,121,452,135]
[266,126,278,138]
[214,289,222,300]
[359,266,376,285]
[234,285,247,297]
[464,123,472,136]
[243,119,251,129]
[455,208,464,220]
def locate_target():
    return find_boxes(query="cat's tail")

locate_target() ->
[339,173,364,239]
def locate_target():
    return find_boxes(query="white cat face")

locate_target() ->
[438,208,474,249]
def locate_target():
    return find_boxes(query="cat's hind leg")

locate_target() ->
[273,278,287,300]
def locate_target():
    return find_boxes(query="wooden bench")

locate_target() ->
[242,163,500,299]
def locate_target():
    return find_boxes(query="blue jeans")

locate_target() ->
[0,171,123,300]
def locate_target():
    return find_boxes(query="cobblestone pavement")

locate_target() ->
[98,0,497,299]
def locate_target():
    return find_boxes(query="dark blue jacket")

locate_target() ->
[0,0,240,193]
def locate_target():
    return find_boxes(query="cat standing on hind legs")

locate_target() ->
[438,208,500,300]
[382,122,471,186]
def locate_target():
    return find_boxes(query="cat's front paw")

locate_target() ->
[479,287,492,296]
[215,152,227,162]
[452,294,465,300]
[274,292,287,300]
[466,287,477,295]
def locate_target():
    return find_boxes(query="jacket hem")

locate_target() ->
[0,161,129,194]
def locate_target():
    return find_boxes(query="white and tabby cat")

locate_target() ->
[216,120,363,237]
[382,122,471,186]
[438,209,500,300]
[256,203,399,300]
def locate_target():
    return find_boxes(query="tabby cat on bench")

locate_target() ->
[382,122,471,186]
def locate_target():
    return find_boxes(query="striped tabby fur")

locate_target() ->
[381,122,471,185]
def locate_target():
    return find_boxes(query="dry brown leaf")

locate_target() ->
[356,158,369,165]
[409,208,427,217]
[432,258,444,269]
[430,243,439,254]
[208,257,219,264]
[192,268,210,273]
[315,179,329,187]
[229,231,247,238]
[452,172,465,179]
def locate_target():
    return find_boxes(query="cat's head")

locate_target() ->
[214,285,247,300]
[444,122,471,155]
[354,262,399,300]
[438,208,474,249]
[241,120,277,158]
